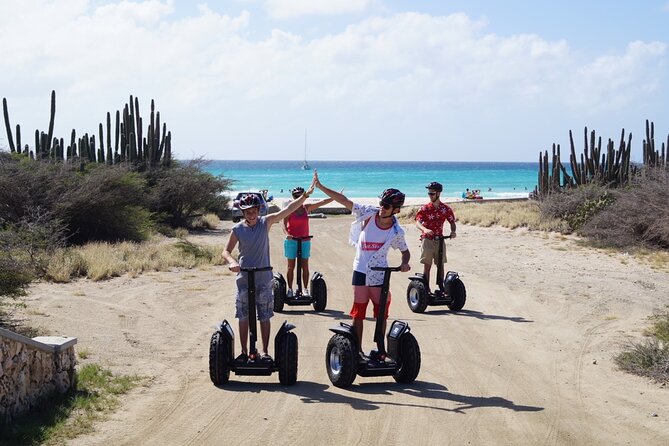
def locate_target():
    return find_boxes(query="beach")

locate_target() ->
[17,216,669,445]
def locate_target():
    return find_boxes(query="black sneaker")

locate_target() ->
[235,353,248,364]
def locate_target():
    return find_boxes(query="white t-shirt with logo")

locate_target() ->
[353,215,393,274]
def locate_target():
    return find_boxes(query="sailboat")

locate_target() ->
[301,128,311,170]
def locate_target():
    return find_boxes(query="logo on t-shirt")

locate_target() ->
[361,241,384,251]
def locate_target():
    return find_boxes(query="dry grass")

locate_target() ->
[45,236,224,282]
[190,213,221,230]
[400,200,568,232]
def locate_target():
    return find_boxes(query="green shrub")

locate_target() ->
[54,166,152,244]
[146,159,231,228]
[581,167,669,249]
[0,255,31,296]
[539,184,612,231]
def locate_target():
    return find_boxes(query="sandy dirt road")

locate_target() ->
[23,217,669,445]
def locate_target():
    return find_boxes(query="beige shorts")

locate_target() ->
[419,238,447,265]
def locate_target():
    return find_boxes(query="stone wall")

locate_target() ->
[0,328,77,423]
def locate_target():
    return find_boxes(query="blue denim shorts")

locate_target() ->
[235,282,274,321]
[284,239,311,259]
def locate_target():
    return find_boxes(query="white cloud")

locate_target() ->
[0,2,666,160]
[264,0,373,19]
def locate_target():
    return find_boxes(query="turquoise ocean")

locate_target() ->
[204,160,537,200]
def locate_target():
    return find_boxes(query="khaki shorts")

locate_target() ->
[419,238,447,265]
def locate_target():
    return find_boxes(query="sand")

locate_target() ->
[20,216,669,445]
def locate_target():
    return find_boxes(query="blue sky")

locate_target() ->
[1,0,667,162]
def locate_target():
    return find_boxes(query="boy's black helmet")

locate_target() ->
[379,188,406,207]
[291,186,305,198]
[426,181,443,192]
[236,194,261,210]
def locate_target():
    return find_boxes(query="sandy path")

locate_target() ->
[22,217,669,445]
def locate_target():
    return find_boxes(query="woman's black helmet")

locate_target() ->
[426,181,443,192]
[236,194,262,210]
[291,186,305,198]
[379,188,406,208]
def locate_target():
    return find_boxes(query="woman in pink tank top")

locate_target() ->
[283,186,335,296]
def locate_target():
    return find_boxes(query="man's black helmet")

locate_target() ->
[426,181,443,192]
[291,186,305,198]
[379,188,406,207]
[236,194,262,210]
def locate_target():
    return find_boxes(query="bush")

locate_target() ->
[580,168,669,249]
[53,165,152,244]
[146,159,231,228]
[0,153,68,223]
[0,255,31,296]
[539,184,612,231]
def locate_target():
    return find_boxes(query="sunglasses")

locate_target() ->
[427,192,437,196]
[379,202,400,211]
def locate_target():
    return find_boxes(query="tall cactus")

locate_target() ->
[46,90,55,154]
[2,91,174,169]
[2,98,16,152]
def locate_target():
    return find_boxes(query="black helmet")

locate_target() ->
[236,194,261,210]
[379,188,406,208]
[426,181,443,192]
[291,186,305,198]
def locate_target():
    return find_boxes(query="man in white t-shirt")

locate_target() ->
[313,171,411,354]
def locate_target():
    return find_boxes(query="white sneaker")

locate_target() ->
[287,289,294,298]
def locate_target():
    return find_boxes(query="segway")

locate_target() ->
[209,266,298,386]
[272,236,327,312]
[325,266,421,388]
[406,235,466,313]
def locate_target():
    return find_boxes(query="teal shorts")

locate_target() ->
[284,239,311,259]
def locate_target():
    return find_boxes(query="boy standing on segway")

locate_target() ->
[222,179,315,363]
[414,181,457,293]
[313,170,411,355]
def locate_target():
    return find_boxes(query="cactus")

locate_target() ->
[3,91,174,170]
[538,125,638,197]
[2,97,16,152]
[46,90,55,153]
[16,124,21,155]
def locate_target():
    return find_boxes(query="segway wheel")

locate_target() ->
[407,280,428,313]
[209,331,230,385]
[311,277,327,312]
[447,278,467,312]
[393,332,421,384]
[325,334,357,388]
[272,277,286,312]
[277,332,298,385]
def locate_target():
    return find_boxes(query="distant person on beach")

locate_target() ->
[282,186,335,296]
[222,181,315,364]
[313,170,410,355]
[415,181,457,292]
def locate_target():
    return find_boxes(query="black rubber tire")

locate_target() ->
[447,278,467,312]
[272,277,286,313]
[232,217,241,223]
[209,331,230,385]
[277,331,298,385]
[406,280,428,313]
[393,332,421,384]
[325,334,357,388]
[311,278,327,312]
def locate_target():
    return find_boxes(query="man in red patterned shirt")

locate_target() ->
[414,181,457,292]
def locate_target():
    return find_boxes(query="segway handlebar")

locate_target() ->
[239,266,273,273]
[371,266,402,272]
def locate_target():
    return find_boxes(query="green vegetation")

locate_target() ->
[0,364,143,446]
[614,310,669,384]
[0,151,230,328]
